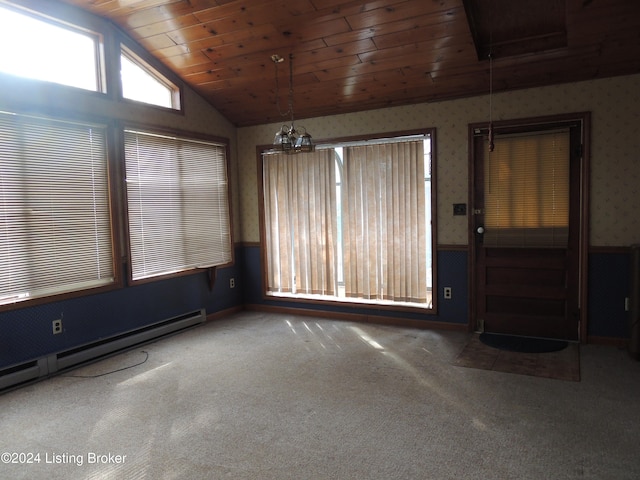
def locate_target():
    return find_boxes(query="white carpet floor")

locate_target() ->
[1,311,639,479]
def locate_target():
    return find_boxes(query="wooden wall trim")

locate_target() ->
[238,242,471,252]
[239,243,636,254]
[589,246,632,254]
[239,241,260,248]
[205,305,243,322]
[209,306,631,346]
[437,244,468,252]
[586,336,628,348]
[244,304,467,332]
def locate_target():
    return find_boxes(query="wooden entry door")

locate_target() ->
[471,116,587,341]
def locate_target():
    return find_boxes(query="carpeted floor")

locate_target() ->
[454,333,580,381]
[1,312,638,479]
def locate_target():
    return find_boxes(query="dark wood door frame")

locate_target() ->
[468,112,591,342]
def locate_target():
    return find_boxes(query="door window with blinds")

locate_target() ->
[483,129,570,247]
[124,128,232,281]
[261,132,434,309]
[0,111,116,307]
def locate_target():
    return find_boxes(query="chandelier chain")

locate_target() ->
[271,52,314,153]
[273,53,295,124]
[273,57,289,118]
[487,0,495,152]
[288,53,295,126]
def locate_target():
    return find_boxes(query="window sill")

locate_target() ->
[266,291,434,312]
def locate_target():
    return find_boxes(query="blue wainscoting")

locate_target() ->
[241,244,469,327]
[588,251,631,340]
[435,249,469,324]
[0,247,244,370]
[1,246,629,371]
[242,245,632,343]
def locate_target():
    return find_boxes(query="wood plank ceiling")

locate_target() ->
[59,0,640,127]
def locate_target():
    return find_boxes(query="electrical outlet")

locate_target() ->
[444,287,452,299]
[52,319,63,335]
[230,277,235,289]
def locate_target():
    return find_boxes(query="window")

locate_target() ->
[124,128,232,281]
[0,3,103,92]
[0,111,115,307]
[121,47,180,109]
[261,132,434,309]
[483,129,570,247]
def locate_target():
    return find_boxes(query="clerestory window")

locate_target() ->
[120,47,181,110]
[0,3,104,92]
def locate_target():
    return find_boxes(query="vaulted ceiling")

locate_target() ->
[60,0,640,127]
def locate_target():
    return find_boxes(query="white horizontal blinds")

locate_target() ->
[484,129,570,247]
[181,138,231,267]
[124,129,231,281]
[0,111,114,306]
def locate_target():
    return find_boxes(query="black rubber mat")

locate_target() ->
[479,333,568,353]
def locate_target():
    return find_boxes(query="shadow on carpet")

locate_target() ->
[454,334,580,381]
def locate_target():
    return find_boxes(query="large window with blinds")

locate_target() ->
[124,128,233,281]
[0,2,233,312]
[0,111,116,307]
[261,131,435,309]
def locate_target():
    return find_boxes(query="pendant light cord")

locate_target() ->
[489,53,493,125]
[288,53,295,127]
[488,51,494,152]
[273,55,289,119]
[488,0,495,152]
[273,53,295,126]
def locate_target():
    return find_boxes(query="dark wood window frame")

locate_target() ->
[122,124,234,285]
[257,128,438,315]
[0,2,230,310]
[0,112,122,311]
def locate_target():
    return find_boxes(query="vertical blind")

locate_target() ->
[484,130,570,247]
[0,111,114,306]
[263,150,338,295]
[342,141,428,303]
[124,129,232,281]
[262,136,430,306]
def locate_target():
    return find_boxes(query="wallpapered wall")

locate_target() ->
[236,74,640,247]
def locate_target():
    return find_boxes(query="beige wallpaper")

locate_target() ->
[236,74,640,247]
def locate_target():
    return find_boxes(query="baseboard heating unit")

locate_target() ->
[0,309,206,393]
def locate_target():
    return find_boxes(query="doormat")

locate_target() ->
[454,334,580,381]
[479,332,568,353]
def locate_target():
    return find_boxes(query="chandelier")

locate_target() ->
[271,53,314,153]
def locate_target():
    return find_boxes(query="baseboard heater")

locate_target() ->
[0,309,206,393]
